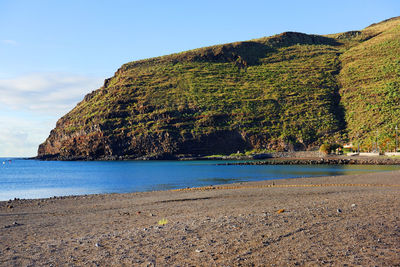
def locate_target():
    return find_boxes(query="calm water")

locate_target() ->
[0,158,399,201]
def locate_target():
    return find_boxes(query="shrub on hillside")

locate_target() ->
[319,143,331,155]
[320,143,342,155]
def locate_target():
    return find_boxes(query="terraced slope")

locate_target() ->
[38,17,400,160]
[338,17,400,151]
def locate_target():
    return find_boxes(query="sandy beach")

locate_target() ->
[1,170,399,266]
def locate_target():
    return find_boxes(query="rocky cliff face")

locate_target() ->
[37,17,400,160]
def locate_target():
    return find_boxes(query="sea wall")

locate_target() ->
[220,157,400,165]
[269,151,324,158]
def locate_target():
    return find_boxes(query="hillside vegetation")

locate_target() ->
[339,18,400,151]
[38,17,400,160]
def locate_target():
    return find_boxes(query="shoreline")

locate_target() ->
[31,153,400,164]
[1,170,399,265]
[218,156,400,165]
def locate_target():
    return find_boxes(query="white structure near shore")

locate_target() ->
[385,152,400,156]
[349,152,400,157]
[359,152,380,157]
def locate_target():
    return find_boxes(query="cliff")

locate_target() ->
[37,17,400,160]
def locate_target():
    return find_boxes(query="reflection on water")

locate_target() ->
[0,158,399,200]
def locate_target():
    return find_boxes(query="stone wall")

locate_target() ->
[269,151,324,158]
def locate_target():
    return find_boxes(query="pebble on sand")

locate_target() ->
[158,218,168,225]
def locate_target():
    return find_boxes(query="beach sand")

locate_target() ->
[1,171,399,266]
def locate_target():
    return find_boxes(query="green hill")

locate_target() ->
[38,17,400,160]
[338,18,400,151]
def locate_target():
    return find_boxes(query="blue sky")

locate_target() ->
[0,0,399,157]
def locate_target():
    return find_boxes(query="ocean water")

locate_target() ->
[0,158,399,201]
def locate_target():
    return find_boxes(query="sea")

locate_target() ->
[0,158,399,201]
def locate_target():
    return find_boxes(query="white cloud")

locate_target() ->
[0,72,104,157]
[0,72,103,115]
[0,114,51,157]
[1,39,18,46]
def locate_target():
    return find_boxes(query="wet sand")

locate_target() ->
[1,170,399,266]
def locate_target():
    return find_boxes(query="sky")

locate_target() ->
[0,0,399,157]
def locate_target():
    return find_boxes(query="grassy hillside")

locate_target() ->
[38,17,400,159]
[339,17,400,151]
